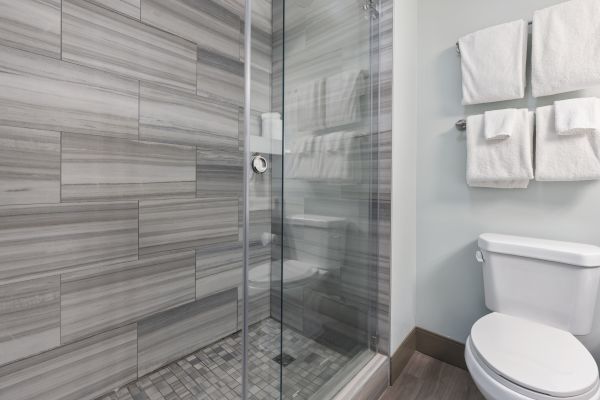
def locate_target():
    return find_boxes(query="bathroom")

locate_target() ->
[1,0,600,399]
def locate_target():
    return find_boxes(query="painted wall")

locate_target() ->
[390,0,418,354]
[417,0,600,361]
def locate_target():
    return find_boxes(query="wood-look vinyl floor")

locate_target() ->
[380,352,485,400]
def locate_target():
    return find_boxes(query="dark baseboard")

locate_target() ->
[390,328,416,385]
[415,327,467,370]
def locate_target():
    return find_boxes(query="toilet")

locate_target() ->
[466,233,600,400]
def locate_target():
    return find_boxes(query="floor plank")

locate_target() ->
[380,352,485,400]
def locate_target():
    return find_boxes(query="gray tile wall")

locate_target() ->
[0,0,271,399]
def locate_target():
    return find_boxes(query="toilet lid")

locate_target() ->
[471,313,598,398]
[249,260,317,288]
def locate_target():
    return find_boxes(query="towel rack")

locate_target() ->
[456,21,533,55]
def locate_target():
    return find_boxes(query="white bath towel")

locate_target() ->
[532,0,600,97]
[554,97,600,136]
[484,109,518,140]
[466,109,534,188]
[459,20,528,105]
[294,80,326,132]
[536,105,600,181]
[324,70,367,128]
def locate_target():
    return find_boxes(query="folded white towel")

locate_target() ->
[297,80,326,131]
[466,109,534,188]
[459,20,528,105]
[484,109,518,140]
[536,105,600,181]
[324,70,367,128]
[532,0,600,97]
[554,97,600,136]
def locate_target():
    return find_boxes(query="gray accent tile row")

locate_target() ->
[61,133,197,202]
[196,241,243,299]
[141,0,241,59]
[0,202,138,281]
[0,324,138,400]
[140,83,239,147]
[85,0,140,20]
[0,0,61,58]
[0,126,60,206]
[0,276,60,366]
[139,198,239,256]
[137,289,238,376]
[63,0,197,92]
[61,250,196,343]
[0,44,139,139]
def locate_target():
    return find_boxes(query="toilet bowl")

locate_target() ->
[467,234,600,400]
[248,259,318,291]
[466,313,600,400]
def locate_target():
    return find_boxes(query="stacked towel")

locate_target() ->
[532,0,600,97]
[536,105,600,181]
[466,109,534,188]
[324,70,367,128]
[287,80,326,133]
[459,20,528,105]
[484,109,518,140]
[554,98,600,136]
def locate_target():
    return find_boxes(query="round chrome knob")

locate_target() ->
[251,154,268,174]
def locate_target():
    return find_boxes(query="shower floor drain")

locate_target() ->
[273,353,296,366]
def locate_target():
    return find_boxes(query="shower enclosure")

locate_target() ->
[0,0,387,399]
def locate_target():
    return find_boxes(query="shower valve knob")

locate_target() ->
[251,154,268,174]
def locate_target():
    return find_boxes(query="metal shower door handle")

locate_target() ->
[251,154,268,174]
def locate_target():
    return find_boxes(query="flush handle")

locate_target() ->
[475,250,485,263]
[251,154,268,174]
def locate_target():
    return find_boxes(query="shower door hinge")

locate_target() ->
[370,335,379,350]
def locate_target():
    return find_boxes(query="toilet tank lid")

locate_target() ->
[479,233,600,267]
[286,214,347,228]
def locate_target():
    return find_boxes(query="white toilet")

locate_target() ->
[466,233,600,400]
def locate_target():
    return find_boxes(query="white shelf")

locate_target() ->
[250,136,283,155]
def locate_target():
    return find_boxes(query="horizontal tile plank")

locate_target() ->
[197,48,244,107]
[61,133,196,201]
[61,250,196,343]
[0,44,138,138]
[63,0,197,92]
[0,126,60,206]
[139,198,239,256]
[196,139,242,199]
[0,202,138,281]
[196,241,243,299]
[140,83,239,147]
[0,324,137,400]
[85,0,140,19]
[0,0,61,58]
[137,289,237,376]
[0,276,60,366]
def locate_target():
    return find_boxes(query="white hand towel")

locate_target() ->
[532,0,600,97]
[536,105,600,181]
[484,109,518,140]
[459,20,528,105]
[324,70,367,128]
[298,80,326,131]
[466,109,534,188]
[554,97,600,136]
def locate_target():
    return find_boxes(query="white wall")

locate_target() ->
[417,0,600,361]
[390,0,418,354]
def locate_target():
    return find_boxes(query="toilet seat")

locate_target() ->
[248,260,318,290]
[466,313,600,400]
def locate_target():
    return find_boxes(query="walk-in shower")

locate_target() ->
[0,0,388,399]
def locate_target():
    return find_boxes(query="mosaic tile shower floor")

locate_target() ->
[97,318,352,400]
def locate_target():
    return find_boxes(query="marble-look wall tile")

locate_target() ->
[0,276,60,366]
[140,83,239,147]
[0,126,60,206]
[141,0,241,59]
[197,48,244,107]
[0,202,138,281]
[0,0,61,58]
[0,44,139,139]
[61,133,197,202]
[85,0,140,19]
[196,136,243,199]
[139,198,239,256]
[196,241,243,299]
[61,251,196,343]
[0,324,137,400]
[63,0,197,92]
[137,289,238,376]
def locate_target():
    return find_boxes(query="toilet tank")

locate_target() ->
[285,214,347,274]
[478,233,600,335]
